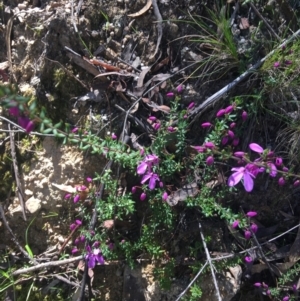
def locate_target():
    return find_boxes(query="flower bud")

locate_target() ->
[228,130,234,139]
[216,109,226,117]
[204,142,215,149]
[131,186,137,194]
[274,62,280,68]
[230,122,236,129]
[140,192,146,201]
[232,220,239,228]
[225,105,234,114]
[244,230,251,240]
[293,180,300,187]
[232,137,239,146]
[187,102,195,110]
[234,152,245,158]
[112,133,117,140]
[201,122,212,128]
[250,223,258,233]
[275,157,283,166]
[166,92,174,97]
[148,116,156,121]
[246,211,257,217]
[221,136,229,145]
[73,194,80,203]
[167,126,175,132]
[206,156,214,166]
[278,177,285,186]
[162,192,168,201]
[241,111,248,121]
[244,256,252,263]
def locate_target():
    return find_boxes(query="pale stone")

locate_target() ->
[26,197,41,214]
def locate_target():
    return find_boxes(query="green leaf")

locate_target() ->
[54,121,62,129]
[70,139,79,144]
[25,244,34,258]
[29,101,37,112]
[82,144,91,150]
[43,128,53,134]
[54,132,65,138]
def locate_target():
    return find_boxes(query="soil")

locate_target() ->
[1,0,300,300]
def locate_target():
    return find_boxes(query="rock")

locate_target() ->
[25,196,41,214]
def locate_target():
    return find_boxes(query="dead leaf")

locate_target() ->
[239,18,250,30]
[128,0,152,17]
[52,183,76,193]
[166,182,198,206]
[130,102,139,114]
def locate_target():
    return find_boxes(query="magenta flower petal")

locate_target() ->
[233,152,245,158]
[162,192,168,201]
[249,143,264,153]
[65,193,71,199]
[201,122,212,128]
[246,211,257,217]
[282,296,290,301]
[71,127,78,133]
[268,163,277,177]
[225,105,234,114]
[216,109,226,117]
[131,186,137,194]
[75,219,82,225]
[167,126,175,132]
[187,102,195,110]
[228,167,245,187]
[176,85,183,93]
[273,62,280,68]
[86,177,92,182]
[244,256,252,263]
[73,194,80,203]
[25,120,34,133]
[166,92,174,97]
[148,116,156,121]
[112,133,117,140]
[254,283,262,287]
[243,170,254,192]
[250,223,258,233]
[140,192,146,201]
[232,220,239,228]
[148,174,159,190]
[71,247,78,254]
[204,142,215,149]
[137,161,148,175]
[141,173,152,185]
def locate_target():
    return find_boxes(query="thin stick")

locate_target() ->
[190,28,300,120]
[8,124,26,221]
[175,262,208,301]
[249,2,281,41]
[12,255,84,276]
[198,222,222,301]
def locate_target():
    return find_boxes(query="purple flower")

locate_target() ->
[234,152,245,158]
[86,177,92,183]
[275,157,283,166]
[285,60,292,65]
[167,126,175,132]
[86,246,104,269]
[232,137,239,146]
[241,111,248,121]
[282,296,289,301]
[70,223,76,231]
[18,117,35,133]
[230,122,236,129]
[225,105,234,114]
[131,186,137,194]
[75,220,82,226]
[153,123,161,130]
[293,180,300,187]
[228,130,234,139]
[72,247,78,254]
[249,143,264,153]
[162,192,168,201]
[267,163,277,177]
[206,156,214,166]
[204,142,215,149]
[166,92,174,97]
[9,106,19,116]
[221,136,229,145]
[201,122,212,128]
[244,230,251,240]
[216,109,226,117]
[80,235,86,242]
[71,127,78,133]
[274,62,280,68]
[112,133,117,140]
[254,282,262,287]
[278,177,285,186]
[187,102,195,110]
[251,223,258,233]
[159,181,164,188]
[227,165,255,192]
[93,241,100,248]
[282,166,289,172]
[65,193,71,199]
[246,211,257,217]
[176,85,183,93]
[141,172,160,190]
[232,220,239,228]
[148,116,156,121]
[74,238,80,245]
[244,256,252,263]
[140,192,146,201]
[73,194,80,203]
